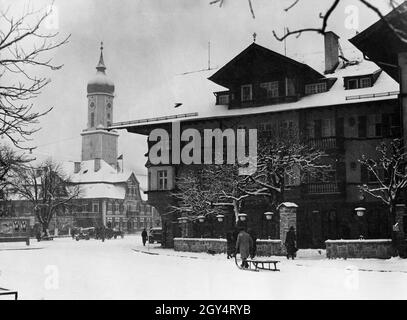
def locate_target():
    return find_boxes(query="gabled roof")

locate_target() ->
[111,40,399,134]
[349,2,407,82]
[208,42,325,88]
[62,159,136,185]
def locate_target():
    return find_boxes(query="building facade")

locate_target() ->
[112,31,401,248]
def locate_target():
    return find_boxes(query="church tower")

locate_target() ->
[81,43,119,168]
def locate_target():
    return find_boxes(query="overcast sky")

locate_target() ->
[1,0,397,190]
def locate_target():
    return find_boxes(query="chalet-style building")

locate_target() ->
[0,45,160,235]
[109,28,402,248]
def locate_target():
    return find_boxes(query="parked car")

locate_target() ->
[106,227,124,239]
[75,227,95,241]
[149,227,162,244]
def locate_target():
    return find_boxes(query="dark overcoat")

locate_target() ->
[236,231,253,259]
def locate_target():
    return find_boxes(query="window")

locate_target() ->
[115,203,120,213]
[367,114,382,137]
[361,165,387,184]
[347,79,359,90]
[285,165,300,187]
[322,119,335,137]
[260,81,279,98]
[90,112,95,127]
[218,94,229,105]
[158,170,168,190]
[241,84,252,102]
[279,120,295,137]
[92,202,99,213]
[305,82,327,95]
[360,77,372,88]
[107,202,112,213]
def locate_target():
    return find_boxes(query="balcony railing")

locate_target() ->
[307,137,344,151]
[305,182,343,195]
[229,96,299,108]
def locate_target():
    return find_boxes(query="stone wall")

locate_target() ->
[325,239,395,259]
[174,238,283,256]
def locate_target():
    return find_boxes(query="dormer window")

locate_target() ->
[305,82,327,95]
[360,77,372,88]
[347,79,359,89]
[345,76,374,90]
[218,94,229,105]
[260,81,279,98]
[241,84,252,102]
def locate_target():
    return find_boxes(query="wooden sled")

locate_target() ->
[235,254,280,272]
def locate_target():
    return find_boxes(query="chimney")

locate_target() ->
[94,158,101,172]
[324,31,340,74]
[74,162,81,174]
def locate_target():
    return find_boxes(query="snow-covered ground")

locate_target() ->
[0,235,406,300]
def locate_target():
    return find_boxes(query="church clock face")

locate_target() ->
[90,102,95,109]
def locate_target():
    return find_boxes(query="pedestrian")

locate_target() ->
[226,230,235,259]
[285,226,297,259]
[248,228,257,259]
[100,225,106,242]
[142,228,148,246]
[235,227,253,268]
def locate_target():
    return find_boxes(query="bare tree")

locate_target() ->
[0,1,70,149]
[359,138,407,227]
[10,159,81,234]
[240,131,330,212]
[210,0,407,43]
[170,164,250,224]
[0,144,33,193]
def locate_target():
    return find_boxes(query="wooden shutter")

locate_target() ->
[358,116,367,138]
[336,117,344,137]
[314,120,322,139]
[360,165,368,184]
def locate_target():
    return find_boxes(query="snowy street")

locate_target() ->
[0,235,406,300]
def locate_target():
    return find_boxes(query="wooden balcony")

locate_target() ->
[229,96,299,109]
[307,137,344,152]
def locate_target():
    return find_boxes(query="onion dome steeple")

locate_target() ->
[87,42,115,94]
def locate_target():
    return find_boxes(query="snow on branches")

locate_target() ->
[359,138,407,219]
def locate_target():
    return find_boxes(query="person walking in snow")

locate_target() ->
[248,228,257,259]
[141,228,148,246]
[235,228,253,268]
[226,230,235,259]
[285,226,297,259]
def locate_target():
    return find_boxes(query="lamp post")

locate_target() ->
[237,213,247,230]
[197,215,205,238]
[354,207,366,239]
[264,212,273,239]
[178,217,188,238]
[216,214,225,238]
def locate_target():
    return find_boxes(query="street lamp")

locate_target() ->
[354,207,366,239]
[216,214,224,222]
[354,207,366,217]
[197,215,205,223]
[238,213,247,221]
[177,217,188,224]
[264,212,273,220]
[264,212,273,240]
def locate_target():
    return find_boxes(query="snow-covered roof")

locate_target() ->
[79,183,126,199]
[62,159,134,184]
[111,41,399,131]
